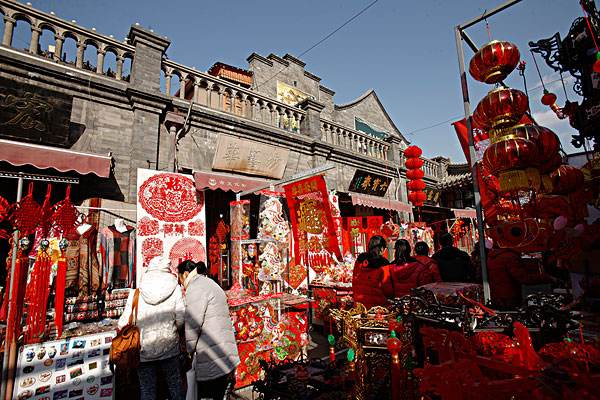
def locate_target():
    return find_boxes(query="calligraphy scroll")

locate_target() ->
[284,176,341,275]
[136,169,206,282]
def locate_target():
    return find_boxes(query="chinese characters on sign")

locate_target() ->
[0,76,73,147]
[348,170,392,197]
[212,135,290,179]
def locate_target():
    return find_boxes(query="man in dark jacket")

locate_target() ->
[432,233,472,282]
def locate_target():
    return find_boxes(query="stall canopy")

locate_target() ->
[452,208,477,219]
[0,139,112,178]
[350,192,412,213]
[194,170,277,193]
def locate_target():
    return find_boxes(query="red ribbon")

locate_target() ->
[54,254,68,338]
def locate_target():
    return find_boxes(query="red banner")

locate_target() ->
[284,176,341,272]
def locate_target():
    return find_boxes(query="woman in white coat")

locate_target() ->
[118,256,185,400]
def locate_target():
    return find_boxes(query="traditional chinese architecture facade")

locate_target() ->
[0,0,465,207]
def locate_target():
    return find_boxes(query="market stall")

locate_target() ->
[0,142,126,400]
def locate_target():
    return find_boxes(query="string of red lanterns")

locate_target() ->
[404,145,426,207]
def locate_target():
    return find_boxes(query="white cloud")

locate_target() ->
[531,109,579,154]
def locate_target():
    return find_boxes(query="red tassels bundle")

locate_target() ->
[25,243,53,344]
[3,248,30,346]
[54,239,69,338]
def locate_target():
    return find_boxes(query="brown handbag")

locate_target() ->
[109,289,141,369]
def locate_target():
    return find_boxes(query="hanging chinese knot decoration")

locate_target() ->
[469,40,595,254]
[404,145,426,207]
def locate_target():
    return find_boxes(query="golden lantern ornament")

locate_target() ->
[469,40,521,84]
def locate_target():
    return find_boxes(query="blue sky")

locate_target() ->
[19,0,583,162]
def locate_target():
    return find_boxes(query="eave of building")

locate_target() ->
[334,89,408,143]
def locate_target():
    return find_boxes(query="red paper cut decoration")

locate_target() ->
[188,221,206,236]
[141,237,163,269]
[169,237,206,268]
[138,217,159,236]
[138,173,203,222]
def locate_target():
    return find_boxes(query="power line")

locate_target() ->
[256,0,381,90]
[406,115,464,135]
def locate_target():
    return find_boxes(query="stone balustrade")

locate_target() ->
[162,59,306,134]
[0,0,135,80]
[320,120,390,161]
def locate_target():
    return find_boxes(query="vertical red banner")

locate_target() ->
[284,176,341,271]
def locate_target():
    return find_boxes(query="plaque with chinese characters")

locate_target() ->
[0,76,73,147]
[212,135,290,179]
[348,170,392,197]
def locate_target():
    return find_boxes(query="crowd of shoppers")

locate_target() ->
[118,257,239,400]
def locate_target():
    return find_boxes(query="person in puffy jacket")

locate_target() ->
[390,240,439,297]
[432,233,472,282]
[487,248,552,309]
[414,241,442,282]
[185,261,240,400]
[352,235,392,309]
[118,256,185,400]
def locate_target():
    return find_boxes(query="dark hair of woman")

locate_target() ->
[368,235,387,260]
[196,260,208,276]
[414,241,430,257]
[394,239,416,264]
[177,260,196,275]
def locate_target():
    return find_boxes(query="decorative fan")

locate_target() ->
[10,183,41,235]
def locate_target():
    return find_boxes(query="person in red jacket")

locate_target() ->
[389,240,440,298]
[352,235,392,309]
[414,241,442,282]
[487,247,552,309]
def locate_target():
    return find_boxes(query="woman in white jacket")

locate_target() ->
[118,256,185,400]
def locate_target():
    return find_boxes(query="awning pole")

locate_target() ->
[1,177,23,400]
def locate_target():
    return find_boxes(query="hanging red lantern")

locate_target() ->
[473,88,529,131]
[405,157,424,170]
[406,169,424,180]
[407,179,426,191]
[550,165,584,194]
[469,40,521,84]
[404,145,423,158]
[408,191,426,204]
[483,137,539,176]
[541,90,558,106]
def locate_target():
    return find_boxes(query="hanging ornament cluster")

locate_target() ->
[469,40,596,254]
[404,145,426,207]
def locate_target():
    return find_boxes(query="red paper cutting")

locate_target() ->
[139,173,203,222]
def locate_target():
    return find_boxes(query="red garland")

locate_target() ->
[284,176,341,269]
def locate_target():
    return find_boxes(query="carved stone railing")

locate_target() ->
[162,59,306,134]
[0,0,135,80]
[320,119,390,161]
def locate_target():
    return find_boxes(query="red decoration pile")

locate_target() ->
[404,145,425,207]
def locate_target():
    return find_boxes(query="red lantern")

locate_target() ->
[473,88,529,130]
[550,165,584,194]
[483,137,539,175]
[469,40,521,84]
[407,179,426,191]
[406,169,424,180]
[408,191,426,204]
[541,91,557,106]
[405,157,424,170]
[404,145,423,158]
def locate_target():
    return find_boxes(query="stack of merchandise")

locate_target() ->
[63,294,99,323]
[103,289,130,318]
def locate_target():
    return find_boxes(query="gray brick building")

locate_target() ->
[0,0,460,210]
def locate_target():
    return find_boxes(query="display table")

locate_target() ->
[13,325,117,400]
[416,282,483,306]
[309,282,353,324]
[227,289,309,388]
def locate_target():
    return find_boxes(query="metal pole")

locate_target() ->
[1,177,23,400]
[454,27,491,304]
[458,0,524,30]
